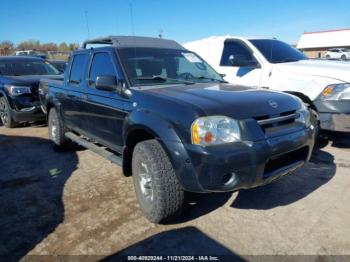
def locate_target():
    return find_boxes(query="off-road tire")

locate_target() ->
[48,107,69,150]
[132,139,184,223]
[0,96,18,128]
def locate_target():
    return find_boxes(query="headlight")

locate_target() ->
[191,116,241,146]
[5,85,32,96]
[295,102,311,127]
[321,83,350,101]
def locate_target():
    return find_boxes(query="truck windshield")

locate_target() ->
[118,48,224,86]
[249,39,308,63]
[0,59,60,76]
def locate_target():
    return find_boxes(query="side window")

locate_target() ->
[89,52,116,86]
[220,41,254,66]
[69,54,87,85]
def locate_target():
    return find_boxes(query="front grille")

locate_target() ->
[254,110,298,132]
[263,146,308,178]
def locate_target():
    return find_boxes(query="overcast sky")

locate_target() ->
[2,0,350,45]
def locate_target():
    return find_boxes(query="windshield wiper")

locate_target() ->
[194,76,228,83]
[134,75,194,85]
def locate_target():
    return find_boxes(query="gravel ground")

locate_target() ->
[0,124,349,261]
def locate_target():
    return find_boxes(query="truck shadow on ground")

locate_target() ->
[103,227,243,262]
[172,191,233,223]
[0,134,78,261]
[317,131,350,149]
[231,149,336,210]
[327,132,350,148]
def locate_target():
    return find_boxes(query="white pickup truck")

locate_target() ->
[184,36,350,133]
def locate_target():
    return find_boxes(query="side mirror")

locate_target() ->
[228,54,260,68]
[95,75,119,92]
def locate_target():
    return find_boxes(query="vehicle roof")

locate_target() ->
[81,35,186,50]
[0,56,44,61]
[225,36,277,41]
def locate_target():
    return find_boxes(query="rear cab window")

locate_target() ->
[69,54,88,86]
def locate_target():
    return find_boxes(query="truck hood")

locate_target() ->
[276,59,350,82]
[141,83,300,119]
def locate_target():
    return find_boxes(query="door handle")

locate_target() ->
[81,94,88,100]
[86,79,95,86]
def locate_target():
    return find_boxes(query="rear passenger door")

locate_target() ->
[82,50,127,152]
[63,53,90,134]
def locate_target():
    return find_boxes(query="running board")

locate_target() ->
[65,132,122,166]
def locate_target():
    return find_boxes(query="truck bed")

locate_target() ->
[39,78,65,114]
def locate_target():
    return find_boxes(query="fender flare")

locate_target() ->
[46,96,64,120]
[123,109,204,192]
[123,109,182,144]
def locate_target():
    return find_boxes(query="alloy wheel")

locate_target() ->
[0,99,9,126]
[138,162,154,203]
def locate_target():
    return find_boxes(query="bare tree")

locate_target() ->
[17,40,41,51]
[39,43,58,52]
[68,43,79,51]
[0,40,14,50]
[58,42,70,51]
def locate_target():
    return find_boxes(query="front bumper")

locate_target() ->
[315,99,350,132]
[10,106,45,122]
[167,127,314,193]
[319,113,350,132]
[8,95,45,122]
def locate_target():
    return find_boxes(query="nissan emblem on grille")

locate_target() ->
[268,100,278,109]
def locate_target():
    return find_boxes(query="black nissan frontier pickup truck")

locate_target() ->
[39,36,315,223]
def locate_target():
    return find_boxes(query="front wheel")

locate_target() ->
[341,55,346,61]
[132,139,184,223]
[0,96,18,128]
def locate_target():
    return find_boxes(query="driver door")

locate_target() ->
[218,40,262,88]
[79,50,128,152]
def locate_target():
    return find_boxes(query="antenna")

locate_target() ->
[129,3,135,36]
[84,10,90,38]
[158,29,164,38]
[115,15,118,34]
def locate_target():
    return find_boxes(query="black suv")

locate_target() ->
[0,56,61,127]
[39,36,315,223]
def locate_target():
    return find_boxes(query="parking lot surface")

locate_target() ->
[0,125,349,261]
